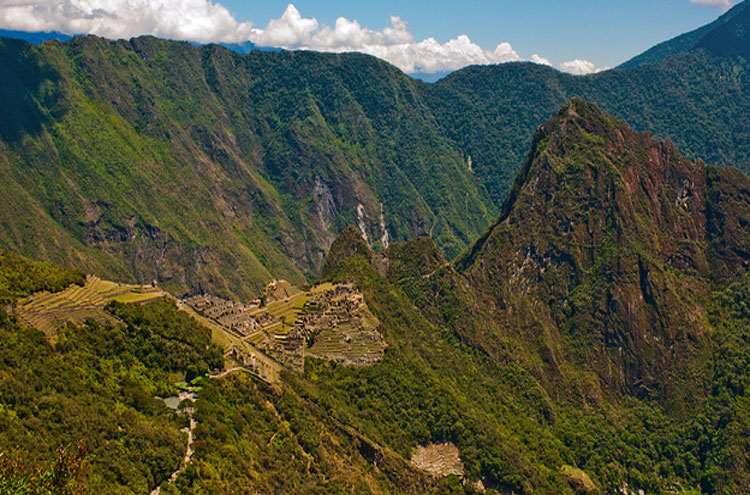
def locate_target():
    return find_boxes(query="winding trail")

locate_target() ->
[149,368,265,494]
[150,391,196,495]
[209,366,250,379]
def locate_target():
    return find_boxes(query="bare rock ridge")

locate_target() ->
[457,98,750,398]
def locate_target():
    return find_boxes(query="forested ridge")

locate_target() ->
[0,5,746,298]
[0,5,749,494]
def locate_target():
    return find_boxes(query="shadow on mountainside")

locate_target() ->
[0,37,63,142]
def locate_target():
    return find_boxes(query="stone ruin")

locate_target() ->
[261,279,301,304]
[182,280,386,378]
[298,284,386,366]
[183,294,262,339]
[410,443,464,478]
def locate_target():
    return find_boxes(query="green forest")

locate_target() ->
[0,4,749,494]
[0,20,747,298]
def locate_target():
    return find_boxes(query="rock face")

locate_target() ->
[458,99,750,398]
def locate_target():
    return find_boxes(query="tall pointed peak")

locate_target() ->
[520,97,665,183]
[321,226,374,279]
[457,99,702,273]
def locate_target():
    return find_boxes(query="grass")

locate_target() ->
[177,304,235,350]
[111,291,164,304]
[15,275,166,340]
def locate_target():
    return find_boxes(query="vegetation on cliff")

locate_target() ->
[0,9,748,487]
[0,248,223,493]
[0,10,746,298]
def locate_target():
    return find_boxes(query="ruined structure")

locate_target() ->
[301,284,386,366]
[410,443,464,478]
[182,280,386,379]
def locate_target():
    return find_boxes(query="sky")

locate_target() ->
[0,0,738,75]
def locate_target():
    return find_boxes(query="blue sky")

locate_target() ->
[222,0,730,67]
[0,0,737,74]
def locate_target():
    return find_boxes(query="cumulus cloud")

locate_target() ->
[0,1,608,75]
[558,59,596,75]
[557,58,609,75]
[531,54,606,75]
[690,0,734,9]
[248,5,520,73]
[250,5,604,75]
[0,0,254,43]
[531,53,552,66]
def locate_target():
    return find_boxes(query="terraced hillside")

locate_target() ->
[410,443,465,478]
[183,280,385,382]
[15,275,165,339]
[304,283,385,366]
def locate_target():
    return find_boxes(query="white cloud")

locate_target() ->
[249,4,316,46]
[558,58,608,75]
[531,53,552,66]
[0,1,608,76]
[690,0,734,9]
[248,5,521,73]
[0,0,254,43]
[533,54,606,75]
[246,5,605,75]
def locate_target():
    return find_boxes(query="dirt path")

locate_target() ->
[209,367,247,379]
[150,392,196,495]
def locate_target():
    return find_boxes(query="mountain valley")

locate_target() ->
[0,1,748,298]
[0,4,749,495]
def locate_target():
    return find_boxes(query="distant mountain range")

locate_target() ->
[0,3,746,302]
[0,29,72,44]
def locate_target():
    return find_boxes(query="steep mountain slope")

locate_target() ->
[0,35,490,299]
[428,50,749,205]
[0,9,747,300]
[287,167,750,494]
[3,101,750,494]
[457,99,750,403]
[0,248,225,493]
[618,0,749,68]
[695,0,750,58]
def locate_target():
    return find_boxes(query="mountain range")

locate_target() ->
[0,1,748,299]
[0,4,749,494]
[3,98,748,495]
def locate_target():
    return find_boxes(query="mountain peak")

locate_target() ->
[493,99,654,221]
[538,98,621,143]
[556,97,607,121]
[321,226,374,279]
[459,101,750,396]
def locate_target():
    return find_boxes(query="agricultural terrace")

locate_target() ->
[15,275,165,340]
